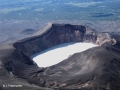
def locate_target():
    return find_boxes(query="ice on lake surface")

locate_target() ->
[31,42,98,67]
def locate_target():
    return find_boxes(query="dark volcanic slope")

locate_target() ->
[0,24,120,90]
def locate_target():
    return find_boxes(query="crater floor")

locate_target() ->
[31,42,98,67]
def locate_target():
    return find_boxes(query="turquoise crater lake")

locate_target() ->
[31,42,98,67]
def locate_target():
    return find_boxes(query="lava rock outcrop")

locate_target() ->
[0,24,120,90]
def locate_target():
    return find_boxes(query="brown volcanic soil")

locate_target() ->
[0,23,120,90]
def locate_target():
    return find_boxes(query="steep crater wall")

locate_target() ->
[13,24,95,56]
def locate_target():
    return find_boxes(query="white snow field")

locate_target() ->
[31,42,98,67]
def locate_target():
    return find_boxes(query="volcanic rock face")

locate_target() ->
[13,24,87,56]
[1,24,120,90]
